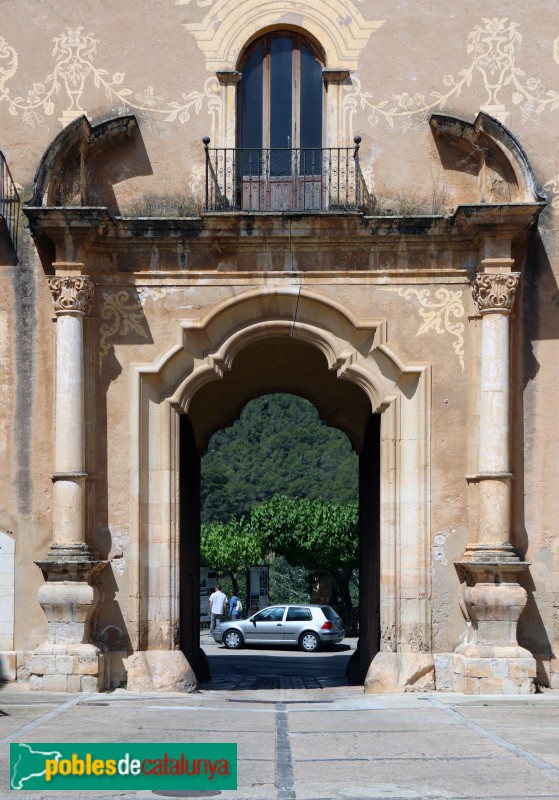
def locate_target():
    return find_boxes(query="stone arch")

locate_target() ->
[128,287,432,690]
[184,0,384,71]
[29,115,138,208]
[430,111,545,204]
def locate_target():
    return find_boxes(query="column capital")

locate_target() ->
[47,275,94,316]
[216,70,241,85]
[322,68,351,83]
[471,272,520,314]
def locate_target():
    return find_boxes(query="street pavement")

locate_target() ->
[1,639,559,800]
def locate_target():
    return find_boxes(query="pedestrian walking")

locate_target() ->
[230,591,239,620]
[208,583,227,633]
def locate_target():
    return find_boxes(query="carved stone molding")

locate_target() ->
[48,275,94,315]
[471,272,520,313]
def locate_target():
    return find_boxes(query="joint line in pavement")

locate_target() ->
[426,696,559,782]
[276,702,296,799]
[0,693,88,749]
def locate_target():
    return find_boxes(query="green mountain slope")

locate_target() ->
[201,393,358,523]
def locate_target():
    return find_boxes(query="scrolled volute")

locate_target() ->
[47,276,94,315]
[471,273,520,313]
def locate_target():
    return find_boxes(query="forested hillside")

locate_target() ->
[201,394,358,523]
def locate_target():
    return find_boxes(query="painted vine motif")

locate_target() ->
[380,287,465,372]
[343,17,559,135]
[98,290,150,374]
[0,17,558,133]
[0,26,221,130]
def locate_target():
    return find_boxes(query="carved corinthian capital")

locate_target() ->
[48,276,94,315]
[471,273,520,313]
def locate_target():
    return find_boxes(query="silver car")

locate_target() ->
[211,604,345,652]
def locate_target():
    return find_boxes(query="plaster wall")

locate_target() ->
[0,0,557,689]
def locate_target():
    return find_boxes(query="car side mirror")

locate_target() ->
[252,618,257,626]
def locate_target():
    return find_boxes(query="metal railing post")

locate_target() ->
[353,136,361,210]
[202,137,210,211]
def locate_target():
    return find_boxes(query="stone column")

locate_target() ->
[454,249,536,694]
[30,272,106,692]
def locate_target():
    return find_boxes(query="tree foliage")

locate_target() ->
[200,516,264,594]
[201,394,357,524]
[251,495,358,578]
[251,495,359,631]
[199,394,360,628]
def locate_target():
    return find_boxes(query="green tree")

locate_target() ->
[201,517,264,595]
[251,495,359,632]
[201,394,358,524]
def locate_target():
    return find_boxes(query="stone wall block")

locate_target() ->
[364,652,400,693]
[479,678,505,693]
[67,675,81,692]
[365,652,435,693]
[55,655,74,674]
[463,658,493,678]
[29,675,43,691]
[503,677,535,694]
[508,658,537,681]
[401,653,435,691]
[42,674,69,692]
[75,655,100,675]
[462,676,481,694]
[29,655,56,675]
[434,654,454,691]
[452,653,465,675]
[80,675,102,692]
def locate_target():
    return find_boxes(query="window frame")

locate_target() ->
[237,31,326,151]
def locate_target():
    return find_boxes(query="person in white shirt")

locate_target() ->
[208,584,228,633]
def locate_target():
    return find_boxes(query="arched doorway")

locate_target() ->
[178,337,380,682]
[129,287,431,689]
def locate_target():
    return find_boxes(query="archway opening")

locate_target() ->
[178,336,380,685]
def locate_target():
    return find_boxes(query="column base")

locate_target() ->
[364,652,435,694]
[30,643,105,693]
[126,650,197,693]
[451,651,536,694]
[31,544,107,692]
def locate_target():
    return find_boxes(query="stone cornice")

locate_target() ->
[24,203,544,276]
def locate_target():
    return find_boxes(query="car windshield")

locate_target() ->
[320,606,340,621]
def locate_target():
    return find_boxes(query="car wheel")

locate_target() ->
[299,631,320,652]
[224,629,243,649]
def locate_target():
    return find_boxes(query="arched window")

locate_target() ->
[203,30,365,212]
[239,32,324,159]
[237,32,324,208]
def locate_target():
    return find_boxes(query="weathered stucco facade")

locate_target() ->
[0,1,558,695]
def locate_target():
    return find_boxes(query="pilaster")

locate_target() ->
[30,268,106,692]
[453,244,535,694]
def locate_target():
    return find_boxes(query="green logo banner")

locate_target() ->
[10,742,237,791]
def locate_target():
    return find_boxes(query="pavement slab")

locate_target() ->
[1,646,559,800]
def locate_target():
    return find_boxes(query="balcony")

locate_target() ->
[203,137,372,213]
[0,151,21,255]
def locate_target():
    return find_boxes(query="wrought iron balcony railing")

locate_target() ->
[203,137,372,213]
[0,151,21,255]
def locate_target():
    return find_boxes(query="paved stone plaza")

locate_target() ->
[1,645,559,800]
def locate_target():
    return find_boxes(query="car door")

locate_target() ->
[282,606,313,643]
[245,606,286,643]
